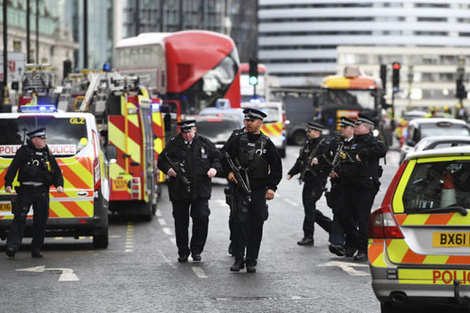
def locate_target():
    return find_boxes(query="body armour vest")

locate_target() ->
[18,145,54,184]
[238,133,269,180]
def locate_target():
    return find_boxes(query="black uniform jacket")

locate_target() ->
[337,133,387,188]
[4,140,63,188]
[158,133,222,202]
[223,132,282,191]
[287,136,329,183]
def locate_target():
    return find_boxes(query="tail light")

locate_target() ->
[282,112,286,130]
[368,161,408,239]
[131,177,141,199]
[369,205,404,239]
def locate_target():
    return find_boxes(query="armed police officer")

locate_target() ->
[157,120,222,263]
[223,108,282,273]
[335,114,387,261]
[326,117,356,257]
[4,128,64,258]
[287,121,331,246]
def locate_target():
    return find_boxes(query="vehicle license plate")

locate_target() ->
[433,232,470,247]
[0,201,12,212]
[112,178,128,191]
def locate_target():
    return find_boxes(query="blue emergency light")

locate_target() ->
[19,104,57,113]
[151,102,160,111]
[249,97,265,104]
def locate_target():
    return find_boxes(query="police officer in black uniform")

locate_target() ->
[287,121,332,246]
[335,114,387,261]
[4,128,64,258]
[326,117,356,257]
[221,121,247,256]
[223,108,282,273]
[157,120,222,263]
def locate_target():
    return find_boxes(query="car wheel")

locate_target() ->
[278,148,286,158]
[140,200,154,222]
[292,130,306,146]
[93,229,109,249]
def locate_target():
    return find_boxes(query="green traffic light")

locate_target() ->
[249,76,258,86]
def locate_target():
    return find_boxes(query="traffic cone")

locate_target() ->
[441,170,456,207]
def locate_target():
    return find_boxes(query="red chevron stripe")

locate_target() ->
[61,201,91,217]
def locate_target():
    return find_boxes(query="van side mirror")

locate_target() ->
[105,145,117,163]
[406,139,416,147]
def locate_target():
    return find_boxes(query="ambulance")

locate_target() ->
[0,104,110,248]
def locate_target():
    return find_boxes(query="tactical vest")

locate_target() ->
[238,133,269,180]
[18,145,54,185]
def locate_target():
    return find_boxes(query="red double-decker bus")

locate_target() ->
[114,30,241,116]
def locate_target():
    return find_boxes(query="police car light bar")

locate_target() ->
[19,104,57,113]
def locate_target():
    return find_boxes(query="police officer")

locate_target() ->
[221,120,247,256]
[223,108,282,273]
[327,117,356,257]
[157,120,222,263]
[336,114,387,261]
[4,128,64,258]
[287,121,331,246]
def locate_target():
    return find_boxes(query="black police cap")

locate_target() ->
[355,114,375,127]
[27,127,47,139]
[177,120,196,132]
[340,117,356,127]
[243,108,267,120]
[306,121,324,132]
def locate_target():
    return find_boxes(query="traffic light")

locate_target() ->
[249,59,258,86]
[456,78,467,99]
[392,62,401,92]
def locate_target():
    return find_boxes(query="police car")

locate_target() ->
[0,104,110,248]
[369,146,470,312]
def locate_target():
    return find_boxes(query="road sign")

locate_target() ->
[0,52,26,82]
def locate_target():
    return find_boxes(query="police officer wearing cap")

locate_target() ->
[157,120,222,263]
[223,108,282,273]
[335,114,387,261]
[326,117,356,257]
[287,121,331,246]
[4,128,64,258]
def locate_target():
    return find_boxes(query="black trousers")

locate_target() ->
[302,181,332,239]
[337,185,376,254]
[6,186,49,253]
[172,200,210,257]
[231,188,268,264]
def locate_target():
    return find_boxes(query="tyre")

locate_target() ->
[292,130,306,146]
[278,147,286,158]
[140,200,153,222]
[93,228,109,249]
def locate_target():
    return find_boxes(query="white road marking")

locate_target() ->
[158,218,167,226]
[156,210,162,217]
[283,198,298,206]
[192,266,208,278]
[162,227,172,235]
[17,266,80,282]
[318,261,370,276]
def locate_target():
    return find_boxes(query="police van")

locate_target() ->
[0,104,110,248]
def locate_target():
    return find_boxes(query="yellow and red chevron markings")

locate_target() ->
[261,122,283,138]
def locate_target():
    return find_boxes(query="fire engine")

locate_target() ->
[58,69,164,220]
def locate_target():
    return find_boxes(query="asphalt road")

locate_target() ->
[0,145,401,313]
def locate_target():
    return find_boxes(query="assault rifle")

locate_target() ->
[298,138,325,183]
[330,142,344,172]
[223,152,251,201]
[164,153,191,193]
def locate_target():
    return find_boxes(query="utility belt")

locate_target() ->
[16,183,48,193]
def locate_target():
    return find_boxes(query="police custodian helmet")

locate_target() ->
[27,128,47,139]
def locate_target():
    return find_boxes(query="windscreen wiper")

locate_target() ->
[409,206,468,216]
